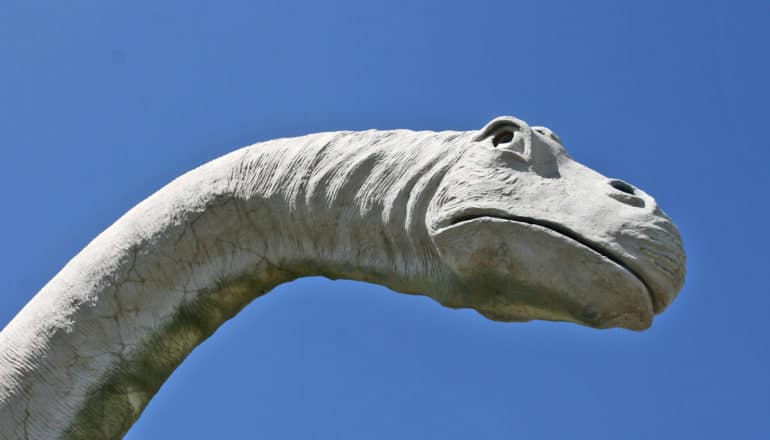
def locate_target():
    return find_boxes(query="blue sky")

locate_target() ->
[1,1,768,438]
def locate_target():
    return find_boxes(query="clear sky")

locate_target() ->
[1,1,768,438]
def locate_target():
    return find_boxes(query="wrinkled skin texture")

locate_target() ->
[0,116,685,439]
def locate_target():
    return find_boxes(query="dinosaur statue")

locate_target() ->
[0,116,686,439]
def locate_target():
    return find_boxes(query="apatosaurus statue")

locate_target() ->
[0,116,686,438]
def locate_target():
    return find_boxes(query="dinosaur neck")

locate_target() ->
[0,129,462,439]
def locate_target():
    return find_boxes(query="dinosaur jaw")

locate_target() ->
[430,216,654,331]
[443,211,657,307]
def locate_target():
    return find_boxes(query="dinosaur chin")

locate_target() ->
[431,214,654,330]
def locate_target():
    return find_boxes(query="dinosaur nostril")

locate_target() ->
[609,179,636,195]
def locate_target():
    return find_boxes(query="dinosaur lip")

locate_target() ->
[436,210,655,304]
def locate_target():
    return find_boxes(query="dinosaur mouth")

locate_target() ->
[438,210,655,303]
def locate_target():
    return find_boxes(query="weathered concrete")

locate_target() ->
[0,116,685,438]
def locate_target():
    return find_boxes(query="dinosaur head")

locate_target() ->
[427,116,686,330]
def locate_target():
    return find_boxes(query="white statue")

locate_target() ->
[0,116,685,438]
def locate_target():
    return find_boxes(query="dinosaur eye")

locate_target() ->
[492,130,514,147]
[476,116,527,156]
[490,126,525,154]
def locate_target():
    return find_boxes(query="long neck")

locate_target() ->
[0,129,462,439]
